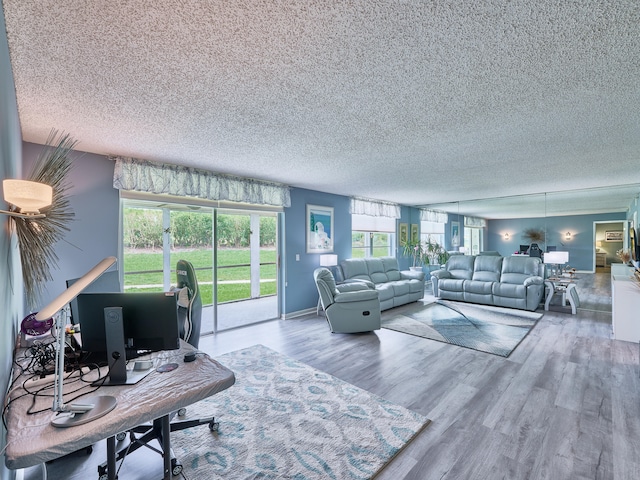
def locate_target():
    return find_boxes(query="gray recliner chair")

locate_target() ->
[314,267,381,333]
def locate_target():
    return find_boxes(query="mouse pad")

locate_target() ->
[156,363,178,373]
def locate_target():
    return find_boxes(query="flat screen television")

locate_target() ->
[76,291,180,363]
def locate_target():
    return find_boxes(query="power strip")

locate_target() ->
[23,367,91,389]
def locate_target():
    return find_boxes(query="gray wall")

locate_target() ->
[22,143,120,309]
[1,2,23,478]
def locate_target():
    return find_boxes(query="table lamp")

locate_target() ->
[34,256,119,427]
[543,251,569,277]
[320,254,338,276]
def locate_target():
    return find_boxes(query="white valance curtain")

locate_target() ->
[419,209,448,223]
[112,156,291,208]
[464,216,487,228]
[349,197,401,218]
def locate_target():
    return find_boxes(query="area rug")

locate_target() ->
[382,300,543,357]
[172,344,430,479]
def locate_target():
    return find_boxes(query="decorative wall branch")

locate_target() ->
[14,130,76,309]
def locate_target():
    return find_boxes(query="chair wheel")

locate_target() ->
[171,458,183,475]
[209,420,219,432]
[177,407,187,417]
[116,432,126,441]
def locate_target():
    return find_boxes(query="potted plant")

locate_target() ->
[423,237,450,269]
[402,241,426,270]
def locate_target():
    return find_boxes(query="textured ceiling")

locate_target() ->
[3,0,640,217]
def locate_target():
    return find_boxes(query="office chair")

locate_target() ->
[528,243,542,258]
[98,260,213,479]
[175,259,202,348]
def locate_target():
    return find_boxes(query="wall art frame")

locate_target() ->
[605,230,623,242]
[410,224,419,244]
[306,204,334,253]
[399,223,408,245]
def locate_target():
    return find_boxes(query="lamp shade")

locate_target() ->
[543,251,569,264]
[319,254,338,267]
[3,179,52,214]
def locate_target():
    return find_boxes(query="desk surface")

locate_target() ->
[5,341,235,470]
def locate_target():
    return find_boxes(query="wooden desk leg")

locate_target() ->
[106,435,116,480]
[161,414,171,480]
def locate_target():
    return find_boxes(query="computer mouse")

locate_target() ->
[184,352,197,363]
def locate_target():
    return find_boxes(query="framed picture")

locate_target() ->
[410,224,419,244]
[605,230,623,242]
[451,221,460,247]
[399,223,408,245]
[306,204,334,253]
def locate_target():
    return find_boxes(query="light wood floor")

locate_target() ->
[27,272,640,480]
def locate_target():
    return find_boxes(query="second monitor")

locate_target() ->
[76,292,181,383]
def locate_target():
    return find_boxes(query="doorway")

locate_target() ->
[593,220,625,273]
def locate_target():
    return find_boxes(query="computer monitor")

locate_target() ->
[76,292,180,362]
[519,245,529,254]
[66,270,121,324]
[546,246,557,252]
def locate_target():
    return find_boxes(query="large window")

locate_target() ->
[351,214,396,258]
[420,221,445,249]
[464,227,483,255]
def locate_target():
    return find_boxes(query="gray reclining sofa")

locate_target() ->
[337,256,425,311]
[430,255,545,311]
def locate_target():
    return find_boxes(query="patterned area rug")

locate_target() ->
[382,300,543,357]
[172,344,430,479]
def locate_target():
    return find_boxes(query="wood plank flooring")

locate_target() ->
[25,272,640,480]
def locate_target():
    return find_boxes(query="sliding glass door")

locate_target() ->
[122,199,279,336]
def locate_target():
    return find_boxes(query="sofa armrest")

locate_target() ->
[334,289,379,303]
[430,269,451,279]
[524,276,544,287]
[337,279,375,292]
[400,270,425,281]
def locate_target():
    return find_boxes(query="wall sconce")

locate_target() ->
[504,233,510,241]
[565,231,572,240]
[1,179,52,218]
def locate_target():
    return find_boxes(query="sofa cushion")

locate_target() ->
[375,283,395,302]
[445,255,475,280]
[366,258,389,284]
[472,256,503,282]
[389,280,410,297]
[501,257,542,284]
[380,257,402,281]
[492,282,526,299]
[464,279,494,295]
[340,258,371,282]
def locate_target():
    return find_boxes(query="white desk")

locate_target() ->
[5,340,235,479]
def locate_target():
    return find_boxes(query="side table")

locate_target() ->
[544,279,580,314]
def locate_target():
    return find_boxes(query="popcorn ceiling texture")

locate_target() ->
[3,0,640,212]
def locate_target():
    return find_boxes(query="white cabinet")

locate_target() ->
[611,273,640,343]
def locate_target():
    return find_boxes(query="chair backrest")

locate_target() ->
[314,267,337,310]
[176,260,202,348]
[528,243,542,258]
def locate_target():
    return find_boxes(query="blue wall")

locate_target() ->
[488,212,626,270]
[283,188,351,314]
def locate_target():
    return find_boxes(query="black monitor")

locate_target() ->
[66,270,121,324]
[519,244,529,254]
[546,245,557,252]
[76,292,180,363]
